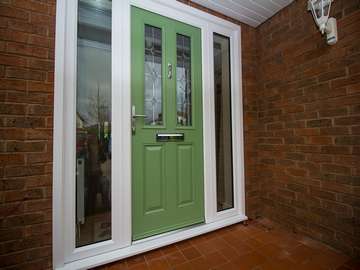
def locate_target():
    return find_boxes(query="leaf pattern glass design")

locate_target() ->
[176,34,192,126]
[144,25,163,125]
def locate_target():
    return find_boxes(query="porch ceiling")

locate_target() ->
[191,0,295,27]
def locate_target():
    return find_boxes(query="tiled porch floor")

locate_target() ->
[96,219,359,270]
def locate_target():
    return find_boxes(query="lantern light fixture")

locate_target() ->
[308,0,338,45]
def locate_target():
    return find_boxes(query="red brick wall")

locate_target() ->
[0,0,55,269]
[257,0,360,257]
[241,25,261,219]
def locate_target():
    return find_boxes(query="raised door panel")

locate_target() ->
[176,144,194,207]
[143,145,166,214]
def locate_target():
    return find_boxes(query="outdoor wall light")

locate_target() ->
[308,0,338,45]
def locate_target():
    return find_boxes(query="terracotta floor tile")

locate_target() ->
[181,246,202,260]
[194,240,219,256]
[172,261,194,270]
[215,228,234,238]
[222,231,250,245]
[217,245,242,261]
[212,262,241,270]
[242,237,266,250]
[106,261,128,270]
[299,236,334,253]
[227,239,254,257]
[288,244,317,265]
[239,224,264,236]
[95,220,353,270]
[146,257,170,270]
[295,260,328,270]
[336,266,352,270]
[270,233,302,251]
[144,249,164,262]
[165,251,187,266]
[176,240,193,251]
[207,237,232,251]
[232,251,267,270]
[128,262,148,270]
[161,244,179,255]
[310,249,349,269]
[251,231,279,245]
[127,255,146,269]
[233,223,248,230]
[218,226,235,233]
[257,243,290,259]
[187,257,211,270]
[203,231,221,241]
[258,257,297,270]
[189,235,209,246]
[203,251,228,268]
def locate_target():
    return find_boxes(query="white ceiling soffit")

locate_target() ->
[191,0,294,27]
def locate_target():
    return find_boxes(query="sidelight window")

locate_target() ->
[75,0,112,247]
[213,33,234,212]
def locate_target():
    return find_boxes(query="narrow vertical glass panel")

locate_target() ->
[76,0,112,247]
[144,25,163,125]
[213,34,234,212]
[176,34,192,126]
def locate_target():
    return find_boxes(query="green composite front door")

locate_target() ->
[131,7,204,240]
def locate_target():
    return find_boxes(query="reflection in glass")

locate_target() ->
[214,34,234,212]
[176,34,192,126]
[76,0,112,247]
[144,25,163,125]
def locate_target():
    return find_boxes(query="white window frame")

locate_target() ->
[53,0,246,269]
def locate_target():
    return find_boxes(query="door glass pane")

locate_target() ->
[176,34,192,126]
[76,0,112,247]
[214,34,234,212]
[144,25,163,125]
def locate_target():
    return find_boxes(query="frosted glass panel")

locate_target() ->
[75,0,112,247]
[176,34,192,126]
[144,25,163,125]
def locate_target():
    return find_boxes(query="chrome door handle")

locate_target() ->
[132,105,146,118]
[132,105,145,134]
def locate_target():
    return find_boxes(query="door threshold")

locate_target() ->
[57,214,247,270]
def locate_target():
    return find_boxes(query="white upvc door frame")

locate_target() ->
[53,0,246,269]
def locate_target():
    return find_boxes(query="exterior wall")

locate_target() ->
[257,0,360,257]
[0,1,56,269]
